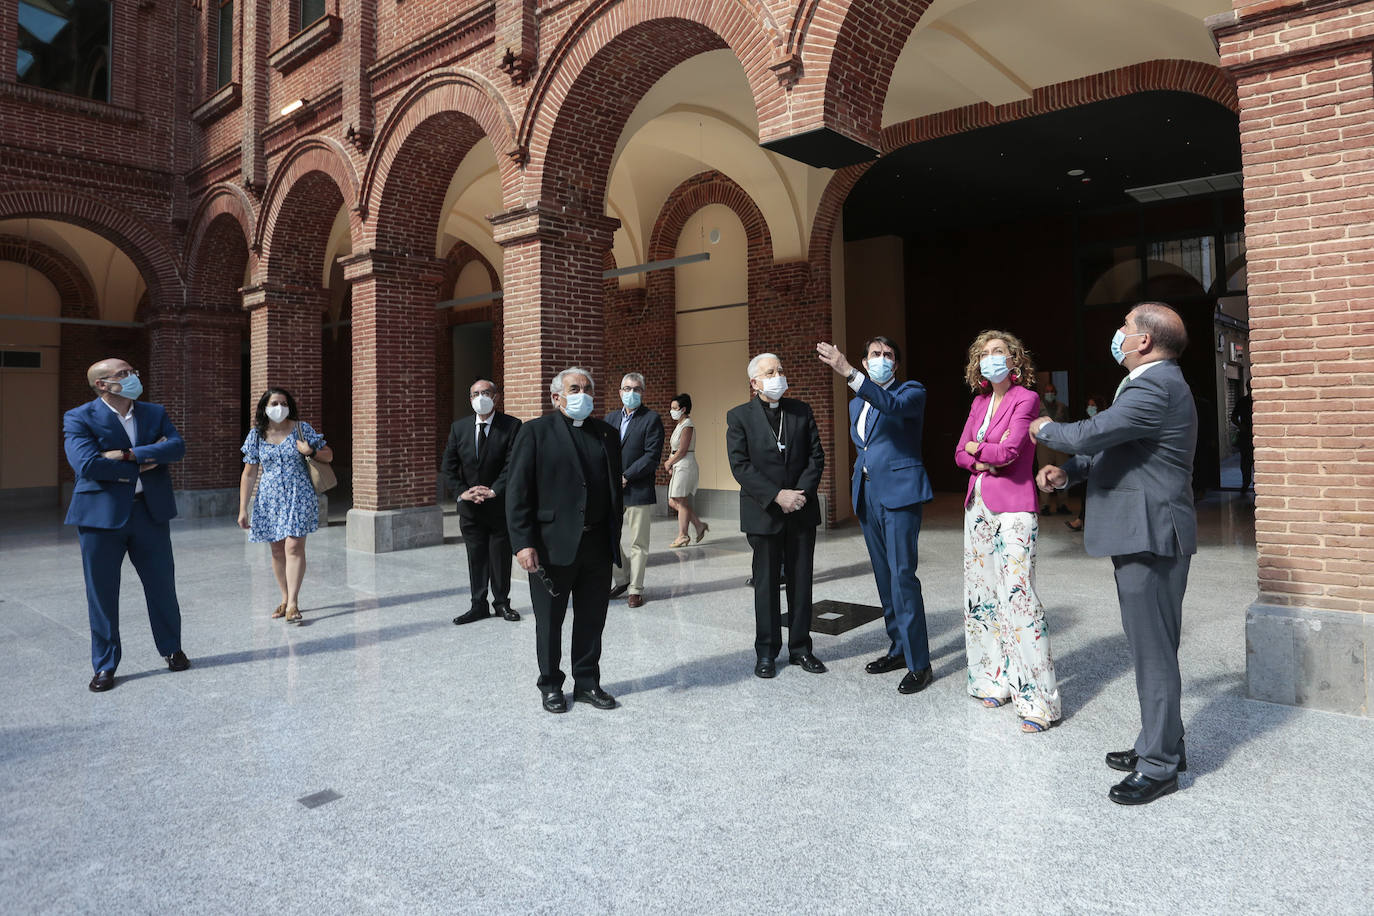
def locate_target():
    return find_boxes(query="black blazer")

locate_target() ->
[725,396,825,535]
[506,412,624,567]
[604,405,664,506]
[441,412,522,524]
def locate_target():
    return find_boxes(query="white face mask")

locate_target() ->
[265,404,288,423]
[471,394,494,416]
[562,392,594,421]
[670,408,684,420]
[759,375,788,400]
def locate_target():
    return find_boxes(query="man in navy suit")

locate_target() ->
[818,337,935,695]
[606,372,664,609]
[63,358,190,692]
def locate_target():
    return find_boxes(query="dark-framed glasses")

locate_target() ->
[100,369,138,382]
[534,566,560,597]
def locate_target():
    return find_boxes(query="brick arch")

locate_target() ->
[360,68,520,227]
[525,8,788,214]
[255,136,360,278]
[0,234,98,319]
[366,109,492,256]
[782,0,935,153]
[186,183,255,287]
[0,186,182,309]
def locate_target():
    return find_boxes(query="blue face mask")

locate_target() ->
[563,392,593,421]
[1043,392,1056,404]
[979,355,1010,384]
[866,356,895,385]
[620,390,642,410]
[111,373,142,400]
[1086,405,1099,417]
[1111,330,1143,365]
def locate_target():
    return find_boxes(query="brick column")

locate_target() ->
[242,282,325,424]
[1214,3,1374,716]
[490,204,619,420]
[144,308,246,516]
[339,250,446,552]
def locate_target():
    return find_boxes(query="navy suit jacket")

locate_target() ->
[63,399,186,529]
[848,377,933,511]
[604,405,664,506]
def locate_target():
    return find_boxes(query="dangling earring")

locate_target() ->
[979,378,990,390]
[1010,367,1021,382]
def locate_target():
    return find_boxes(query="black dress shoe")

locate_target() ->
[789,652,827,674]
[541,690,568,714]
[88,670,115,692]
[609,583,629,599]
[1109,771,1178,806]
[754,657,777,679]
[898,666,934,694]
[165,651,190,672]
[573,686,617,710]
[498,606,521,622]
[864,653,906,674]
[452,607,490,625]
[1106,748,1188,773]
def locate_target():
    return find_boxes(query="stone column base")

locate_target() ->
[346,506,444,553]
[174,488,240,518]
[1247,603,1371,717]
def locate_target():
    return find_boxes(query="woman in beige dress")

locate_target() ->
[664,393,708,547]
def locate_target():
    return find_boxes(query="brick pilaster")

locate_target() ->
[243,283,325,428]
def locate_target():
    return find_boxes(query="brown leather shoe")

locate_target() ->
[627,593,644,608]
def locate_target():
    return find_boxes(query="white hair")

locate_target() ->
[621,372,645,390]
[550,367,595,396]
[747,353,780,380]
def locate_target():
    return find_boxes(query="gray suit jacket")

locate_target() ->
[1036,359,1197,559]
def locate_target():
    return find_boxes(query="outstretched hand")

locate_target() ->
[1036,465,1067,493]
[815,342,854,378]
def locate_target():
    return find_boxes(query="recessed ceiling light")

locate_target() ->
[1067,168,1085,177]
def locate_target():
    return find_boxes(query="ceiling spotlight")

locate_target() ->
[280,98,308,117]
[1067,168,1085,177]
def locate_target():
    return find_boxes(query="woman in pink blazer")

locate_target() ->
[954,330,1061,733]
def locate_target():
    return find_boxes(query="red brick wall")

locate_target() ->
[1217,0,1374,614]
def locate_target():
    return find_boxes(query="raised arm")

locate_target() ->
[1036,374,1169,456]
[855,376,926,417]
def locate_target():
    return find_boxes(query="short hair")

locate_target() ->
[672,393,692,414]
[550,367,594,396]
[470,377,499,394]
[621,372,645,390]
[963,329,1038,392]
[747,352,780,380]
[863,336,901,364]
[1130,302,1189,357]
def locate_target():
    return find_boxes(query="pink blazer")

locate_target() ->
[953,384,1040,514]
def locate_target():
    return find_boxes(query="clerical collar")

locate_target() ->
[561,412,585,428]
[766,400,780,409]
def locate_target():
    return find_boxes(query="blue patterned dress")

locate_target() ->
[242,421,328,542]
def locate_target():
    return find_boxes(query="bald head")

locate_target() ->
[1128,302,1188,359]
[87,358,130,389]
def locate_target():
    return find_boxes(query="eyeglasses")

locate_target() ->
[534,566,560,597]
[100,369,138,382]
[620,385,643,393]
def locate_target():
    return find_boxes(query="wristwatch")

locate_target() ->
[846,368,859,383]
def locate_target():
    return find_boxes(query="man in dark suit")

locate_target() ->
[63,358,190,692]
[442,377,523,624]
[507,367,624,714]
[817,336,935,694]
[726,352,827,679]
[1032,302,1198,806]
[606,372,664,608]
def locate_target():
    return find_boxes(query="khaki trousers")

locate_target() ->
[612,504,652,594]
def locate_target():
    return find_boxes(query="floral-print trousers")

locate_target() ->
[963,484,1062,723]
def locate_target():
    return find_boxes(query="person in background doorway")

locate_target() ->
[237,387,333,625]
[1231,389,1254,492]
[1066,394,1105,533]
[664,393,708,548]
[1036,380,1070,515]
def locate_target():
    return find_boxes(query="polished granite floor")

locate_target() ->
[2,490,1371,915]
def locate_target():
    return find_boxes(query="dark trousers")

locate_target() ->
[528,528,612,691]
[78,499,182,673]
[747,522,816,659]
[459,512,512,610]
[857,482,930,672]
[1113,551,1191,780]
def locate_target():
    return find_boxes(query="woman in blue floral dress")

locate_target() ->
[237,388,333,624]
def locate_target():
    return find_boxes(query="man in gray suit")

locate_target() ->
[1030,302,1197,806]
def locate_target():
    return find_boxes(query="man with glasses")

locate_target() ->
[507,368,625,713]
[442,378,523,625]
[605,372,664,608]
[62,358,189,692]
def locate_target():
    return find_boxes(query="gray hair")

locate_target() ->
[747,352,780,380]
[621,372,645,390]
[550,367,595,396]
